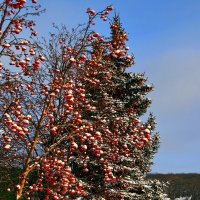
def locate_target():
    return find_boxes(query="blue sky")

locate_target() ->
[36,0,200,173]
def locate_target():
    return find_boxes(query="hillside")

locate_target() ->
[146,173,200,200]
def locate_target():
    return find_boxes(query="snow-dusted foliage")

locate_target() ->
[175,197,192,200]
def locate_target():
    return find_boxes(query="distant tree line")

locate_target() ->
[147,173,200,200]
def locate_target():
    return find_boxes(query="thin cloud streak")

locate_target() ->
[146,48,200,113]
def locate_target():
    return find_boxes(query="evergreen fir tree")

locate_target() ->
[81,15,167,200]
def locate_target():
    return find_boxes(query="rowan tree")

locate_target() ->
[0,0,45,199]
[0,1,167,199]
